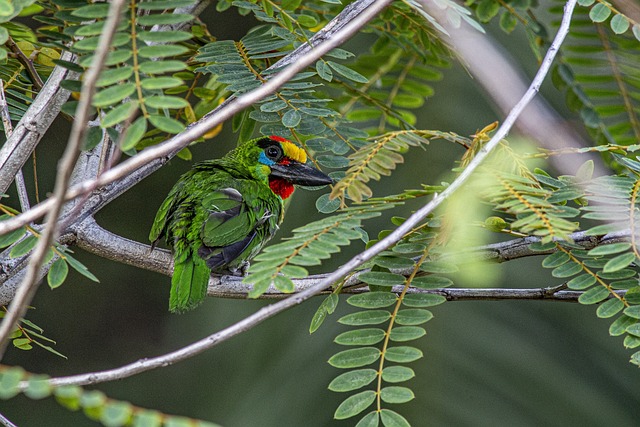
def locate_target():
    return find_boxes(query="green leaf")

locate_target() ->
[282,109,301,128]
[335,328,386,346]
[309,294,339,333]
[132,410,163,427]
[596,298,624,318]
[373,256,415,270]
[589,3,611,22]
[384,346,423,363]
[389,326,425,342]
[101,401,133,427]
[610,314,637,336]
[380,386,414,404]
[65,254,100,282]
[0,366,24,399]
[379,409,410,427]
[24,374,52,400]
[92,83,136,108]
[121,117,148,151]
[602,253,636,273]
[101,101,138,128]
[13,337,32,350]
[140,77,184,90]
[359,272,406,287]
[138,60,187,74]
[395,309,433,325]
[328,369,377,392]
[541,251,570,268]
[626,323,640,337]
[334,390,376,420]
[47,258,68,289]
[587,243,631,256]
[339,310,391,326]
[634,24,640,41]
[499,10,517,33]
[567,274,596,290]
[610,13,630,34]
[144,96,190,109]
[551,261,582,278]
[381,366,415,383]
[55,385,82,410]
[0,227,26,248]
[328,347,381,368]
[476,0,499,22]
[356,412,379,427]
[148,114,185,134]
[347,292,397,309]
[402,293,446,307]
[137,30,193,43]
[9,234,37,258]
[578,286,610,305]
[419,261,458,273]
[623,305,640,320]
[577,0,595,5]
[411,275,453,289]
[138,45,190,59]
[327,61,368,83]
[316,60,333,81]
[71,3,109,18]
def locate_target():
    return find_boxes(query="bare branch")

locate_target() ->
[28,0,578,389]
[0,412,17,427]
[0,51,76,195]
[0,0,128,359]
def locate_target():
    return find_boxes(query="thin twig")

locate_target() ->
[39,0,578,389]
[0,412,17,427]
[0,0,128,359]
[5,37,44,91]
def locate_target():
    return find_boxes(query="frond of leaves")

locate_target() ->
[482,167,581,243]
[45,0,200,152]
[0,366,220,427]
[0,307,65,358]
[327,217,450,426]
[552,3,640,149]
[242,203,395,298]
[577,0,640,40]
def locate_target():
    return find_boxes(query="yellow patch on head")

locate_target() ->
[281,140,307,164]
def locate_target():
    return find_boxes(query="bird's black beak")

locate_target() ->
[270,162,333,186]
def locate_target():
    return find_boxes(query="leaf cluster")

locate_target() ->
[0,366,220,427]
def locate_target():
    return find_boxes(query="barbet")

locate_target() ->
[150,136,332,312]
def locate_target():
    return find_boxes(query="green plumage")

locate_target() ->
[150,136,332,312]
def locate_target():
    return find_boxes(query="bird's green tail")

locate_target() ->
[170,251,211,313]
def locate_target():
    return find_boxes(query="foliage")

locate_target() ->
[0,0,640,425]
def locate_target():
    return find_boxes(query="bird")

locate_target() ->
[149,135,333,312]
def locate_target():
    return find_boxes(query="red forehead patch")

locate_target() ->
[269,135,290,143]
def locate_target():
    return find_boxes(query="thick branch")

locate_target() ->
[0,51,76,195]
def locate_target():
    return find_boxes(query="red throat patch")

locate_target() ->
[269,178,295,199]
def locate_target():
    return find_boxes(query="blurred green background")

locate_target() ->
[3,4,640,427]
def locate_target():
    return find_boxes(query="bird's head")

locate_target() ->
[252,135,332,199]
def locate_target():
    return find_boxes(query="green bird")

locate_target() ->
[149,135,332,312]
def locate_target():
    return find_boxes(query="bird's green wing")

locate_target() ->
[198,188,268,270]
[149,180,184,245]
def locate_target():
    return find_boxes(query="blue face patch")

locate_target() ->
[258,151,275,166]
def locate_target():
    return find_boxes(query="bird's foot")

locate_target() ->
[227,261,250,277]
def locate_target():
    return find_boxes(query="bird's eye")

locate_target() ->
[265,145,283,161]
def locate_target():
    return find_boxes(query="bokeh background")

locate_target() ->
[3,4,640,426]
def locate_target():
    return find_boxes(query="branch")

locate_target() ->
[0,0,128,359]
[0,51,76,195]
[41,282,602,389]
[29,0,578,390]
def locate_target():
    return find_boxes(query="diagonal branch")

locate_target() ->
[26,0,579,390]
[0,0,128,359]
